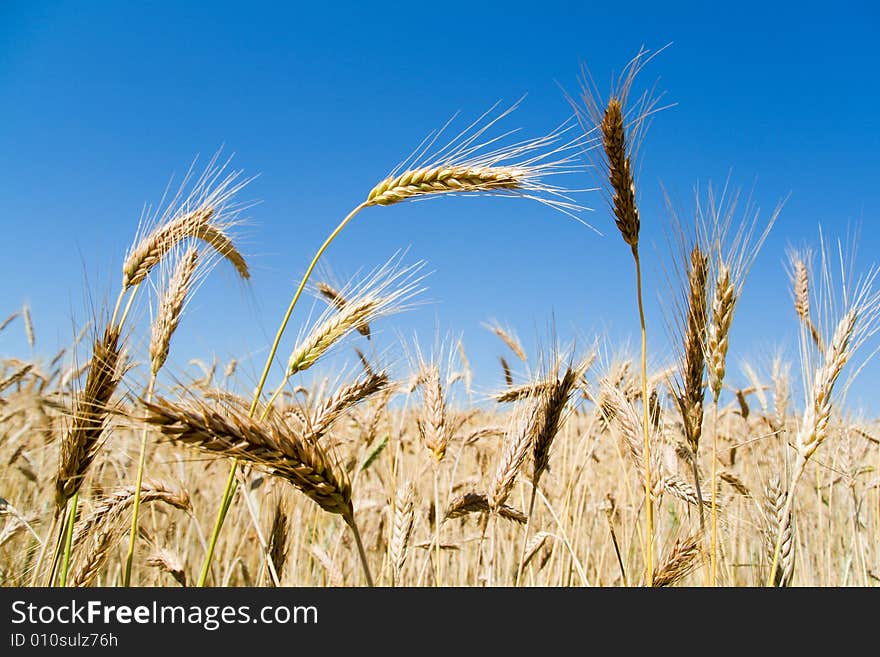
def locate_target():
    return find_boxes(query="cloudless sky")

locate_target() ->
[1,1,879,412]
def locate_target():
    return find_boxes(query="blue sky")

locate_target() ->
[1,1,879,411]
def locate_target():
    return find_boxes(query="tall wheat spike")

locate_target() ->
[389,483,415,585]
[764,477,794,587]
[267,502,290,586]
[56,326,121,507]
[571,47,665,585]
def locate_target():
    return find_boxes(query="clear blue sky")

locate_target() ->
[2,1,879,411]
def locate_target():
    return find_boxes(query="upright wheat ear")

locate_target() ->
[56,326,121,508]
[417,365,449,462]
[765,477,794,587]
[789,249,823,350]
[390,483,415,586]
[601,98,640,250]
[680,245,709,452]
[574,49,659,585]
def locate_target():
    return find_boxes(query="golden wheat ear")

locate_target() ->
[123,151,252,289]
[55,325,122,509]
[365,99,589,216]
[286,256,426,377]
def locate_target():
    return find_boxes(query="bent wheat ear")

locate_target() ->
[267,503,290,586]
[72,480,190,550]
[483,320,528,362]
[142,398,354,521]
[532,357,585,486]
[444,492,527,525]
[123,155,251,288]
[145,549,187,586]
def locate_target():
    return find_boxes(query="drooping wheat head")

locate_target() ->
[142,397,354,523]
[488,399,541,510]
[652,533,701,587]
[316,281,371,339]
[122,152,251,288]
[72,480,190,550]
[483,320,528,362]
[532,354,587,487]
[444,492,527,525]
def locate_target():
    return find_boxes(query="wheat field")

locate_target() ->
[1,50,878,588]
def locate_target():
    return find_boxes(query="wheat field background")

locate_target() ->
[1,46,879,588]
